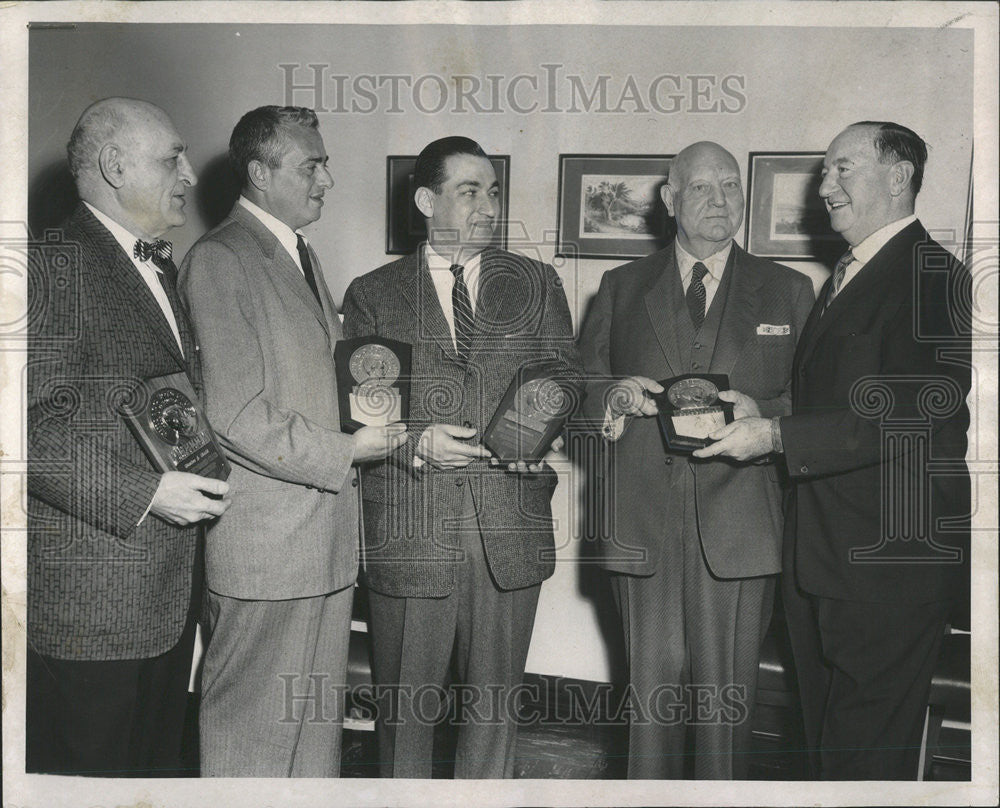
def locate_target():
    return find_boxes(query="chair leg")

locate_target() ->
[921,703,945,781]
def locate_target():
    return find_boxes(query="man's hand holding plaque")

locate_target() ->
[334,336,411,433]
[654,374,735,452]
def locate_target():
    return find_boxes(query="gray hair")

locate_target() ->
[228,106,320,186]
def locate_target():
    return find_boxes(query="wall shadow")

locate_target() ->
[194,152,240,230]
[28,160,78,237]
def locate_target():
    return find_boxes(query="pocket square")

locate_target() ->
[756,323,791,335]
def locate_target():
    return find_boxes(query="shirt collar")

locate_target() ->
[425,242,482,275]
[674,238,732,284]
[239,195,303,259]
[851,214,918,266]
[83,201,163,272]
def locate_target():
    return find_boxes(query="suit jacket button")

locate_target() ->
[800,465,809,474]
[664,457,673,465]
[463,420,472,429]
[351,478,359,487]
[454,478,464,487]
[692,362,701,370]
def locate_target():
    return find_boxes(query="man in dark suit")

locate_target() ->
[697,121,971,779]
[178,106,407,777]
[342,136,583,778]
[27,97,231,776]
[576,141,814,779]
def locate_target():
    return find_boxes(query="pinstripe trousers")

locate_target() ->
[611,468,775,780]
[198,586,354,777]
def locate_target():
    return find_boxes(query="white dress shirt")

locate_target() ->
[84,202,184,356]
[238,196,308,276]
[839,214,918,293]
[601,239,734,441]
[425,243,482,350]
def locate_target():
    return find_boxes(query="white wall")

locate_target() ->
[28,22,974,682]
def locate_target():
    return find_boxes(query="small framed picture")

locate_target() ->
[556,154,675,260]
[385,155,510,255]
[745,152,844,260]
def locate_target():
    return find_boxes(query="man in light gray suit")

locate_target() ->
[576,141,814,778]
[178,106,407,777]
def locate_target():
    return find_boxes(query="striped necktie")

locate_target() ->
[825,248,855,311]
[450,263,474,361]
[687,261,709,330]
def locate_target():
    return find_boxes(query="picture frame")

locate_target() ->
[745,152,844,260]
[385,154,510,255]
[556,154,675,260]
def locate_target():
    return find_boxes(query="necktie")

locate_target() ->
[144,244,194,367]
[450,263,474,361]
[825,248,855,311]
[687,261,709,330]
[295,234,323,307]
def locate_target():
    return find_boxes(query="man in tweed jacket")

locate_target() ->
[342,136,583,778]
[27,98,230,776]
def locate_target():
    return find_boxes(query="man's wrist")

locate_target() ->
[770,416,784,454]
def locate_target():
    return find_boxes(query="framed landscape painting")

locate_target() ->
[556,154,675,259]
[745,152,844,260]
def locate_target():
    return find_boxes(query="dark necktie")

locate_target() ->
[687,261,710,330]
[134,237,182,325]
[138,242,194,367]
[295,234,323,307]
[824,248,855,312]
[450,263,475,361]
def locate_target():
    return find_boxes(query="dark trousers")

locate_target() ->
[26,615,197,777]
[366,490,540,779]
[782,579,950,780]
[610,473,774,780]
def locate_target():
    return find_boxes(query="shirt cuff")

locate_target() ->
[136,493,155,526]
[602,407,626,442]
[771,416,784,454]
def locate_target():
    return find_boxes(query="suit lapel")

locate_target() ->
[230,205,329,335]
[473,248,514,341]
[644,247,684,377]
[307,244,342,339]
[710,246,760,376]
[74,206,187,368]
[797,221,923,366]
[400,246,461,363]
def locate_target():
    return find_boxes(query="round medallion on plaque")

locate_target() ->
[149,388,199,445]
[667,377,719,410]
[516,378,567,419]
[349,344,401,385]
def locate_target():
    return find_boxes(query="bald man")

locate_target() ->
[27,98,229,776]
[576,142,814,778]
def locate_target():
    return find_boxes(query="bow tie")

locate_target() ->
[133,238,173,263]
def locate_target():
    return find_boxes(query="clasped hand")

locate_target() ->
[352,422,409,464]
[692,389,771,462]
[150,471,231,526]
